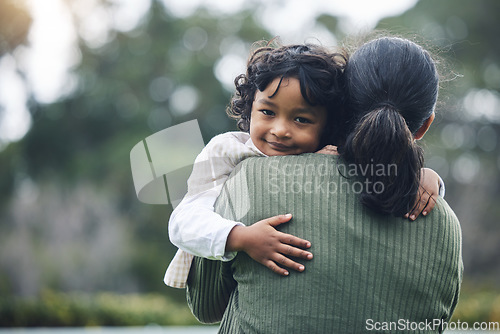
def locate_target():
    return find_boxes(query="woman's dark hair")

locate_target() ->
[226,42,347,146]
[339,37,439,216]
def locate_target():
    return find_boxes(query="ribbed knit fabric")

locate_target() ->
[186,257,236,324]
[187,154,463,333]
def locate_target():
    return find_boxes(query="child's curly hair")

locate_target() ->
[226,42,347,145]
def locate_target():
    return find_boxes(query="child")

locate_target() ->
[165,42,443,288]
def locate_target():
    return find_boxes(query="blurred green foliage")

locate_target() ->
[452,283,500,324]
[0,285,498,327]
[0,289,199,327]
[0,0,273,298]
[0,0,31,56]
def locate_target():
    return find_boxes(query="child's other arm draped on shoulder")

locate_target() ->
[405,167,445,221]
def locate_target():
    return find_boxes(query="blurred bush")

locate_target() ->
[0,289,199,327]
[451,282,500,324]
[1,284,499,327]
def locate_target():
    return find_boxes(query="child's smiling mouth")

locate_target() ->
[265,140,294,152]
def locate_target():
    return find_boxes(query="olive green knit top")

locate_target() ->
[187,154,463,334]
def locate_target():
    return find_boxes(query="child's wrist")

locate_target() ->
[226,225,247,252]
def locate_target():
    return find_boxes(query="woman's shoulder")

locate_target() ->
[434,197,461,230]
[241,153,340,166]
[237,153,342,180]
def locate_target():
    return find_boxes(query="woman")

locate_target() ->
[187,37,463,334]
[340,36,441,217]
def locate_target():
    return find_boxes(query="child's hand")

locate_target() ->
[315,145,338,155]
[226,214,313,276]
[405,168,441,221]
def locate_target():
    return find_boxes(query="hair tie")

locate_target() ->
[375,102,397,110]
[374,102,400,115]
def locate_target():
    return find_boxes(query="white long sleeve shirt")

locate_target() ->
[165,132,265,288]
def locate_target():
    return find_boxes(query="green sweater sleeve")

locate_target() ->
[187,154,463,333]
[186,256,236,324]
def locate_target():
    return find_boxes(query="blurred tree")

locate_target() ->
[380,0,500,91]
[0,0,32,56]
[0,0,271,298]
[0,0,32,209]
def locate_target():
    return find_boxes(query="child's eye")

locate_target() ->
[295,117,312,124]
[261,110,275,116]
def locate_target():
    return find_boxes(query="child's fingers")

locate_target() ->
[407,191,431,221]
[264,260,290,276]
[421,195,437,217]
[279,243,313,260]
[279,232,311,249]
[266,255,306,275]
[265,214,293,227]
[265,214,312,249]
[315,145,339,155]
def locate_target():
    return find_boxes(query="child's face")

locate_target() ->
[249,77,327,156]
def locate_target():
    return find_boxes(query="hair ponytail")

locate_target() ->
[342,106,424,216]
[339,37,438,217]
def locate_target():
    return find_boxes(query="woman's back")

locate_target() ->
[212,154,462,333]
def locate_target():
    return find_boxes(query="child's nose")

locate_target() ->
[270,120,291,138]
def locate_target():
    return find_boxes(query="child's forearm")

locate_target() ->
[422,167,445,197]
[406,167,444,221]
[169,193,243,261]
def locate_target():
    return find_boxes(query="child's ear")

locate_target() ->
[414,112,435,140]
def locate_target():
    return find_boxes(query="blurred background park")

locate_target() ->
[0,0,499,328]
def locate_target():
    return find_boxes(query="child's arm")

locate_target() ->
[225,214,312,276]
[405,167,444,221]
[171,193,313,274]
[169,133,251,261]
[169,189,243,260]
[169,133,312,273]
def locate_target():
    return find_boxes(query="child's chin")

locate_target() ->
[268,150,293,156]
